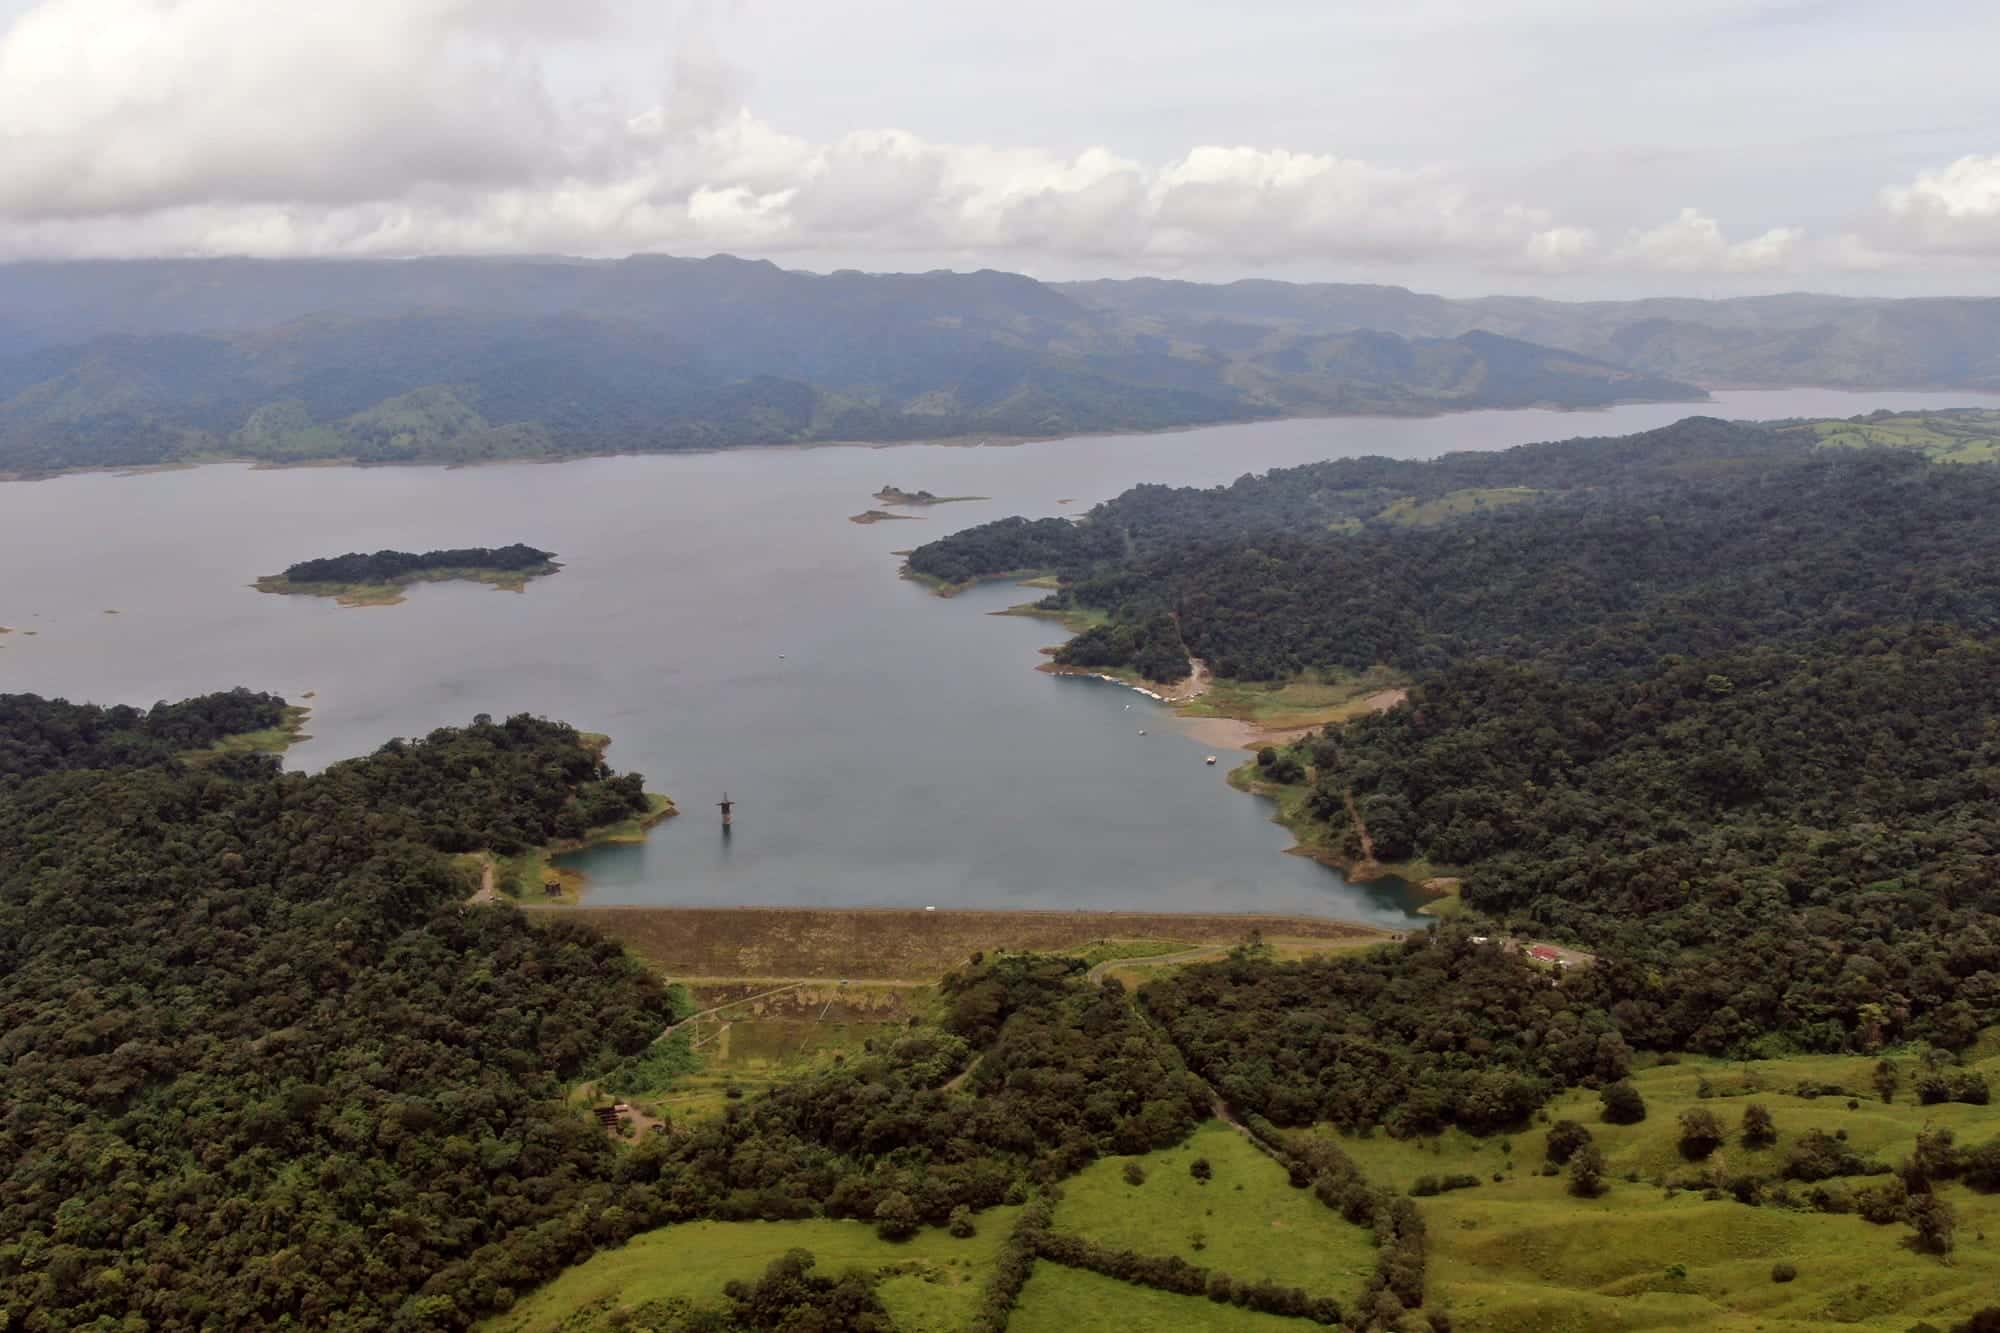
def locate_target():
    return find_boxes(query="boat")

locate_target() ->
[1205,755,1217,765]
[1138,729,1146,735]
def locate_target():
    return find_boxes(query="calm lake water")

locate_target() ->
[5,389,1997,924]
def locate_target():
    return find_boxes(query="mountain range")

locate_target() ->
[1,255,1994,473]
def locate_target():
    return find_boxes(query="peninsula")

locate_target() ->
[254,543,561,607]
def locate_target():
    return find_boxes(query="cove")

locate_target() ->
[3,388,1995,923]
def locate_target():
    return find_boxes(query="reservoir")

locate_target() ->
[3,389,1994,923]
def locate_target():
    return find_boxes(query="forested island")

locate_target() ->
[875,485,987,506]
[255,543,560,606]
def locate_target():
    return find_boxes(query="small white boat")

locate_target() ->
[1138,729,1147,735]
[1205,755,1217,765]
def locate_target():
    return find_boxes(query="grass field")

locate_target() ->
[1308,1046,2000,1331]
[641,991,920,1122]
[1377,487,1544,526]
[1790,410,2000,464]
[1051,1121,1378,1303]
[1179,666,1408,731]
[1008,1264,1314,1333]
[481,1210,1022,1333]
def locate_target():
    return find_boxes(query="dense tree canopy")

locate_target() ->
[0,702,674,1330]
[0,687,288,780]
[279,544,557,585]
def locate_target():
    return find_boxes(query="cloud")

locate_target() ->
[1874,154,2000,255]
[0,0,1810,280]
[1621,208,1803,273]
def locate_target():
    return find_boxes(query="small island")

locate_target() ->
[874,484,987,506]
[848,508,923,525]
[255,543,561,608]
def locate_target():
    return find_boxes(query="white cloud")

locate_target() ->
[1874,154,2000,255]
[1621,208,1803,273]
[0,0,1821,282]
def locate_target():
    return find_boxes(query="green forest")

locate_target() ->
[277,545,558,586]
[910,415,2000,1058]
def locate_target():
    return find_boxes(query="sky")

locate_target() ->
[0,0,1995,296]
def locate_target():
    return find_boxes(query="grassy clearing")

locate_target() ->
[1051,1121,1378,1303]
[1790,410,2000,464]
[623,984,924,1124]
[996,598,1112,634]
[482,1210,1022,1333]
[1308,1046,2000,1331]
[1376,487,1544,526]
[1009,1264,1313,1333]
[1181,666,1408,730]
[181,704,313,764]
[901,565,1053,597]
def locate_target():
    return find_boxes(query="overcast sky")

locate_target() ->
[0,0,1995,296]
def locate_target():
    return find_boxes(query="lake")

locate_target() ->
[5,388,1996,925]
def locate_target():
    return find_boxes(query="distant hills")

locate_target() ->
[0,254,1992,473]
[1063,278,2000,391]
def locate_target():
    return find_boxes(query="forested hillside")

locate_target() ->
[911,415,2000,680]
[1063,278,2000,390]
[0,706,674,1328]
[0,687,288,779]
[0,257,1700,474]
[912,415,2000,1061]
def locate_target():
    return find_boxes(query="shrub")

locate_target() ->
[1568,1144,1608,1198]
[1741,1103,1776,1149]
[1411,1175,1441,1197]
[1122,1162,1146,1187]
[1190,1157,1213,1183]
[948,1206,976,1239]
[1678,1108,1725,1160]
[873,1191,920,1242]
[1600,1082,1647,1125]
[1771,1262,1797,1283]
[1545,1119,1593,1165]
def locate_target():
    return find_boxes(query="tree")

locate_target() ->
[1568,1144,1608,1198]
[1908,1191,1956,1257]
[874,1191,920,1242]
[1741,1103,1777,1149]
[948,1206,976,1239]
[1875,1059,1901,1105]
[1545,1120,1593,1166]
[1600,1082,1647,1125]
[1190,1157,1213,1183]
[1678,1108,1725,1160]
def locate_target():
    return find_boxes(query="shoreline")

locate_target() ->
[25,385,2000,490]
[1226,760,1462,915]
[0,389,1734,487]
